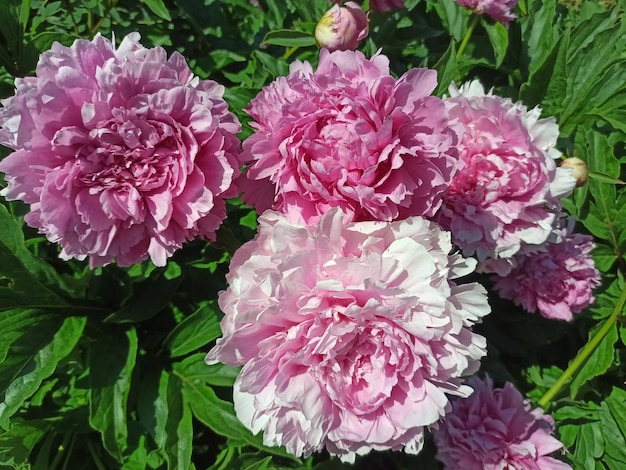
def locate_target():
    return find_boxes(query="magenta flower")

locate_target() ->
[316,2,369,52]
[456,0,519,25]
[240,49,460,225]
[433,375,572,469]
[206,209,490,461]
[492,222,600,321]
[436,81,576,263]
[0,33,241,267]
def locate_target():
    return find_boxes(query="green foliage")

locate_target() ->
[0,0,625,468]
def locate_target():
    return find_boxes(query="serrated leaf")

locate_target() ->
[165,303,222,358]
[0,315,85,426]
[570,323,618,399]
[89,328,138,462]
[140,0,171,20]
[261,30,316,48]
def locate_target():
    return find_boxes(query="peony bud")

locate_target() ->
[315,2,368,52]
[560,157,589,187]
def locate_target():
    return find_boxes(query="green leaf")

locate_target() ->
[174,361,298,462]
[138,370,192,469]
[165,302,223,358]
[261,30,316,48]
[89,328,138,462]
[173,353,240,388]
[588,171,626,186]
[0,315,86,426]
[592,243,618,273]
[600,394,626,466]
[570,322,618,399]
[483,20,508,67]
[140,0,171,21]
[433,40,458,96]
[0,418,51,466]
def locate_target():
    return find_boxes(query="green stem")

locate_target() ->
[538,283,626,409]
[283,46,299,60]
[456,15,480,61]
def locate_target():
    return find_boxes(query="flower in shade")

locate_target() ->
[206,209,490,462]
[436,80,576,263]
[455,0,519,25]
[316,2,369,52]
[329,0,404,13]
[240,49,460,226]
[0,33,241,267]
[433,375,572,469]
[491,220,600,321]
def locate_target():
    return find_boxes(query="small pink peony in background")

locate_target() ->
[0,33,242,267]
[433,375,572,470]
[206,209,490,462]
[436,80,576,264]
[240,49,460,226]
[330,0,404,13]
[316,2,369,52]
[492,220,600,321]
[455,0,519,25]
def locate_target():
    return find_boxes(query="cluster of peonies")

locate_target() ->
[433,375,572,469]
[0,33,242,267]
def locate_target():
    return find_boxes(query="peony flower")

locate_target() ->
[206,209,490,462]
[491,221,600,321]
[316,2,369,52]
[455,0,519,25]
[0,33,242,267]
[436,80,576,263]
[433,375,572,470]
[240,49,460,226]
[329,0,404,13]
[560,157,588,187]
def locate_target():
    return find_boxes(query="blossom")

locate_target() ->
[240,49,460,225]
[0,33,241,267]
[316,2,369,52]
[433,375,572,469]
[206,209,490,461]
[329,0,404,13]
[455,0,519,25]
[492,221,600,321]
[560,157,588,187]
[436,81,576,263]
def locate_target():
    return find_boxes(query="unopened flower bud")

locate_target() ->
[315,2,368,52]
[560,157,588,187]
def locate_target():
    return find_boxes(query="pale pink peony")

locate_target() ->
[436,81,576,263]
[0,33,241,267]
[316,2,369,52]
[492,221,600,321]
[206,209,490,462]
[240,49,460,226]
[433,375,572,470]
[455,0,519,25]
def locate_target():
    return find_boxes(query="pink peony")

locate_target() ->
[433,375,572,469]
[240,49,460,226]
[330,0,404,13]
[0,33,241,267]
[206,209,490,462]
[492,221,600,321]
[316,2,369,52]
[436,81,576,263]
[455,0,519,25]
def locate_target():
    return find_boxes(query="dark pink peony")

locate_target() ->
[456,0,519,25]
[206,209,490,461]
[240,49,460,225]
[0,33,241,267]
[492,221,600,321]
[436,81,576,263]
[433,375,572,469]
